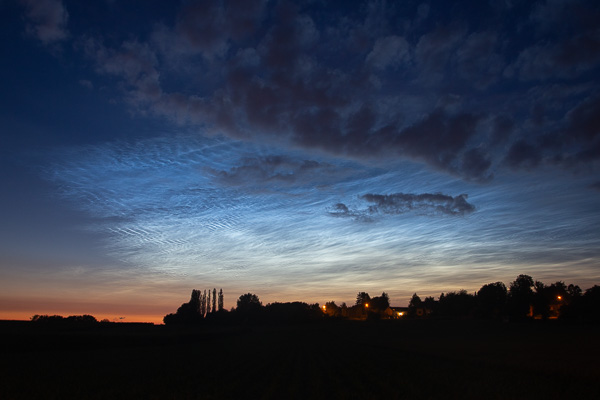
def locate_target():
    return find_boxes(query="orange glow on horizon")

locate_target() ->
[0,310,164,324]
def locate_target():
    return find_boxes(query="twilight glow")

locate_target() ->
[1,0,599,323]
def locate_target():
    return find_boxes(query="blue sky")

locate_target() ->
[1,0,599,322]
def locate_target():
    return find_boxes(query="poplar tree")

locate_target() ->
[212,288,217,313]
[199,291,204,316]
[207,290,211,314]
[218,288,224,312]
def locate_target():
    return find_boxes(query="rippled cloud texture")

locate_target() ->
[1,0,599,322]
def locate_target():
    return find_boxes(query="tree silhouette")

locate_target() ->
[264,302,322,323]
[191,289,201,312]
[370,292,390,312]
[567,284,582,298]
[237,293,262,314]
[438,290,476,317]
[163,289,204,324]
[476,282,507,319]
[212,288,217,313]
[324,301,341,317]
[31,314,98,325]
[207,290,212,315]
[218,288,224,312]
[204,290,208,316]
[508,274,534,320]
[200,290,206,316]
[408,293,422,317]
[31,314,64,323]
[423,296,437,315]
[582,285,600,322]
[533,281,572,319]
[355,292,371,307]
[409,293,422,307]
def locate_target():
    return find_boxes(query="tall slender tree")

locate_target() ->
[212,288,217,313]
[199,291,203,316]
[218,288,224,312]
[207,290,211,314]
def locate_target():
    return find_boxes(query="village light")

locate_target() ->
[365,303,369,308]
[557,296,562,300]
[322,305,326,310]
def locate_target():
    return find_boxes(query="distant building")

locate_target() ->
[390,307,409,318]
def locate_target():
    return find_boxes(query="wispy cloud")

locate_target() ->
[30,133,600,307]
[10,1,600,311]
[20,0,69,44]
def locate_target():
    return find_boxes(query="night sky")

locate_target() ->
[1,0,599,323]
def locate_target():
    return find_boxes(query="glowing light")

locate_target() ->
[322,305,326,310]
[557,296,562,300]
[365,303,369,308]
[397,312,404,316]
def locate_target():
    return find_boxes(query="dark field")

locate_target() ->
[1,319,599,399]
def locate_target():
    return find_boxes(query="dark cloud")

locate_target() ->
[503,93,600,171]
[331,203,348,214]
[172,0,267,57]
[85,39,161,106]
[567,95,600,142]
[361,193,475,216]
[78,79,93,90]
[415,25,466,84]
[20,0,68,44]
[507,34,600,81]
[453,31,504,89]
[327,202,374,222]
[531,0,600,35]
[490,115,514,146]
[506,0,600,82]
[35,0,600,182]
[210,155,337,188]
[329,192,475,220]
[366,35,410,70]
[460,148,493,182]
[559,95,600,164]
[394,109,481,173]
[504,140,542,170]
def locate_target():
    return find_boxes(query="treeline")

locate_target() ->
[322,292,391,320]
[163,291,324,325]
[30,314,102,325]
[164,275,600,325]
[407,275,600,322]
[163,288,225,324]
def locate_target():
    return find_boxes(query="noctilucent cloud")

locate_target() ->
[1,0,599,323]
